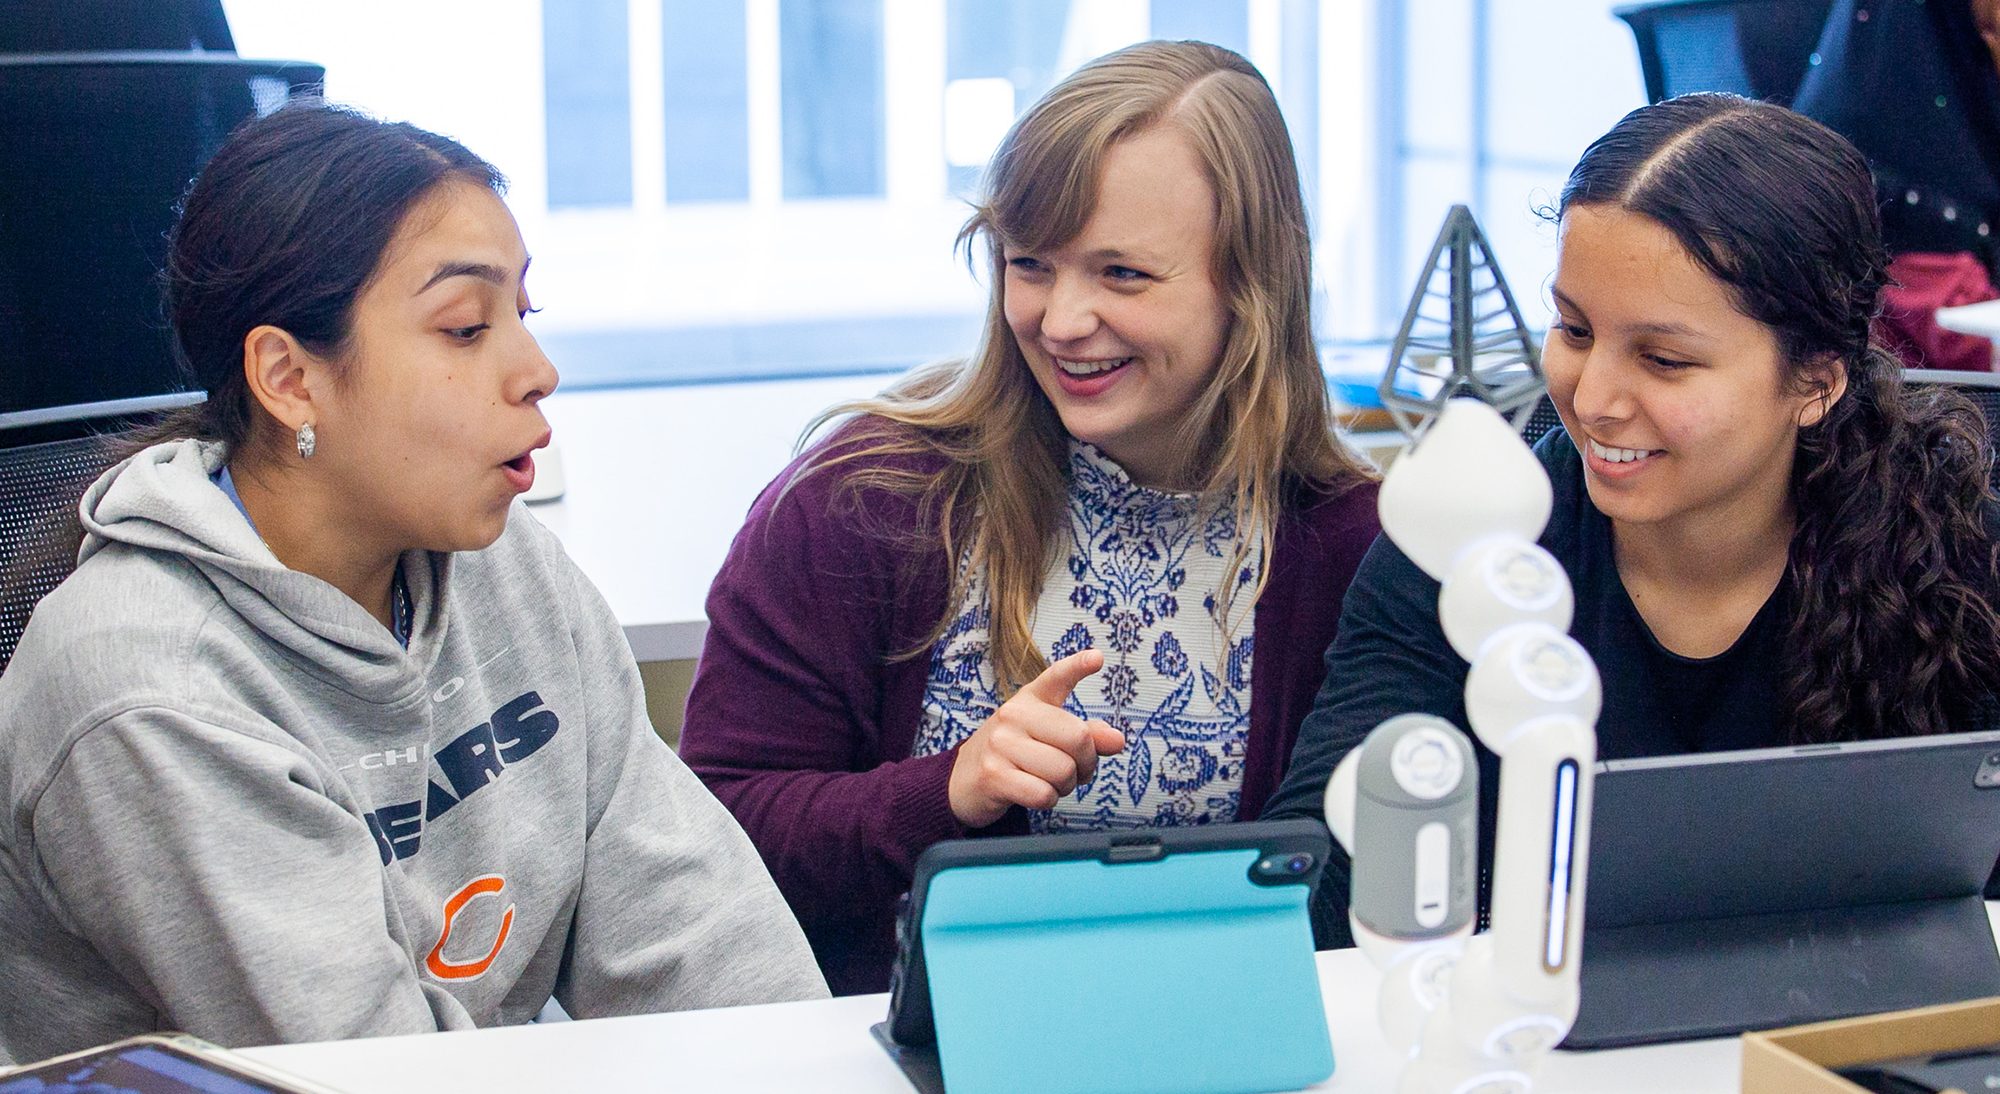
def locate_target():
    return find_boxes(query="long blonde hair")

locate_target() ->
[797,40,1371,693]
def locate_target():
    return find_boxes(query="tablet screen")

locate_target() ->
[0,1044,296,1094]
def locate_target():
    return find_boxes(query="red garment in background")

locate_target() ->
[1876,251,1998,371]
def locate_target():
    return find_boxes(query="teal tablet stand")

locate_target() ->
[918,847,1333,1094]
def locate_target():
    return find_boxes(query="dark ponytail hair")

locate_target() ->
[1559,92,2000,742]
[145,99,504,452]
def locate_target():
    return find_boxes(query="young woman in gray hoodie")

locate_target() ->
[0,102,826,1065]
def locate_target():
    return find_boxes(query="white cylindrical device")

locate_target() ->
[1440,933,1580,1066]
[1438,535,1573,662]
[1377,399,1554,581]
[1325,748,1361,855]
[1412,972,1543,1094]
[1346,715,1480,942]
[1463,623,1600,753]
[1375,936,1466,1054]
[1481,714,1596,1016]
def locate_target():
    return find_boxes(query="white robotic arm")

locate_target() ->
[1324,207,1601,1094]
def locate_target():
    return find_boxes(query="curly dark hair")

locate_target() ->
[1560,92,2000,742]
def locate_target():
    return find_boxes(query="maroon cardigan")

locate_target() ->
[680,423,1381,994]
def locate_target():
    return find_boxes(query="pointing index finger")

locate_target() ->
[1019,648,1104,708]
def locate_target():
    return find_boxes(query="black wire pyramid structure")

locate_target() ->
[1378,204,1545,445]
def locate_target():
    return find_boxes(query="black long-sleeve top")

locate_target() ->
[1262,431,1806,947]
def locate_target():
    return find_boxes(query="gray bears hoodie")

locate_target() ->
[0,440,827,1064]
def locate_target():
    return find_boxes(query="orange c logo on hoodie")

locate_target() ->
[426,874,514,981]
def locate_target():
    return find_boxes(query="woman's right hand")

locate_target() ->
[946,649,1127,828]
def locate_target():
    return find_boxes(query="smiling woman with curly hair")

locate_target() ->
[1265,92,2000,947]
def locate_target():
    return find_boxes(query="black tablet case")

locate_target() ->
[1566,731,2000,1048]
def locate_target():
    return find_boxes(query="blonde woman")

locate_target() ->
[679,41,1380,994]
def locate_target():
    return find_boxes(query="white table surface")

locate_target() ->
[239,946,1745,1094]
[527,374,898,662]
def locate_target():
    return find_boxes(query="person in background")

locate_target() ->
[678,40,1382,994]
[1793,0,2000,369]
[1263,93,2000,946]
[0,102,825,1065]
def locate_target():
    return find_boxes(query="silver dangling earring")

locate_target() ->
[296,421,316,459]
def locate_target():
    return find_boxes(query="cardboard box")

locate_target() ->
[1742,996,2000,1093]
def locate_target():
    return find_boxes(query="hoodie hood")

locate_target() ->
[79,439,444,702]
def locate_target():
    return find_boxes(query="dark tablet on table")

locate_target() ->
[1567,729,2000,1048]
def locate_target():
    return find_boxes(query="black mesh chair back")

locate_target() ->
[0,434,123,673]
[1905,370,2000,472]
[1520,396,1565,449]
[1613,0,1835,105]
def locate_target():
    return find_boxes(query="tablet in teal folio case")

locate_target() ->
[913,825,1334,1094]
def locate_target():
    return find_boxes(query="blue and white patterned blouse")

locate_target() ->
[912,440,1261,831]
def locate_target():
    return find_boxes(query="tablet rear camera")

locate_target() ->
[1251,852,1318,884]
[1977,753,2000,789]
[1255,852,1313,875]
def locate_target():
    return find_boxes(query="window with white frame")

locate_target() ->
[1365,0,1645,341]
[662,1,752,203]
[544,0,632,208]
[781,0,886,198]
[220,0,1646,391]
